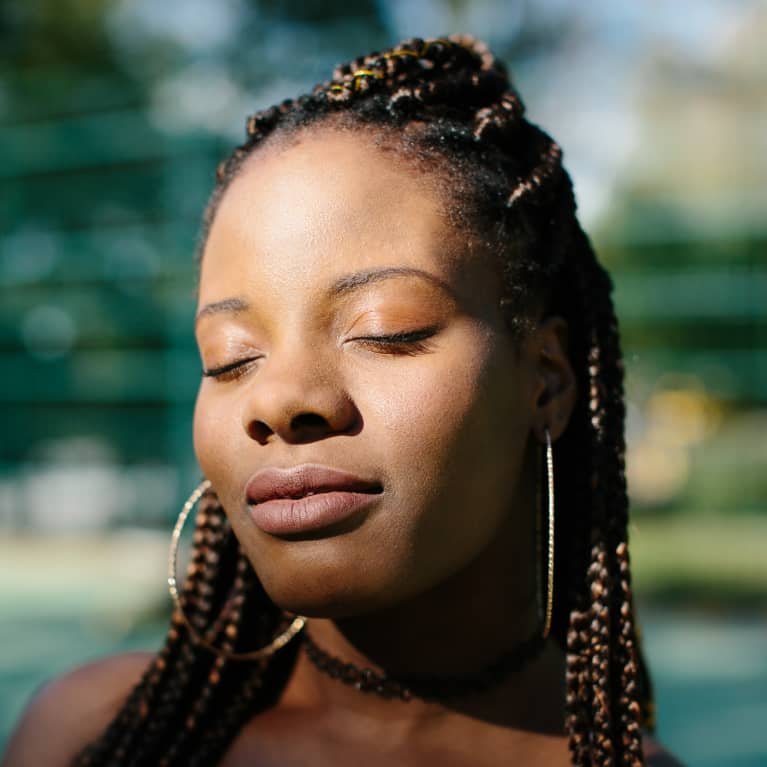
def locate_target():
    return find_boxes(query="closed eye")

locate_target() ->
[351,326,440,355]
[202,356,262,381]
[203,327,441,380]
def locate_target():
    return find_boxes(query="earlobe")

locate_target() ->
[531,315,577,444]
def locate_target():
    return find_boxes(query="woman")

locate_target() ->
[2,35,684,767]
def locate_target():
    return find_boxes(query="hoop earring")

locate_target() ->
[167,479,306,661]
[541,428,555,639]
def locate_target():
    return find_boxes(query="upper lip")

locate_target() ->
[245,463,383,505]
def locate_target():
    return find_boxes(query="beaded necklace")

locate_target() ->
[301,629,546,703]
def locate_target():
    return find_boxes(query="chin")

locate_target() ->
[261,579,388,620]
[251,548,410,620]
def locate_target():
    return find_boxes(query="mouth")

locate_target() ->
[245,464,383,536]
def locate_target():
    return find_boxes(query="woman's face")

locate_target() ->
[194,127,542,618]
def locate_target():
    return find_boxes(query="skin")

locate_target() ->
[1,125,686,767]
[194,126,569,623]
[192,126,578,764]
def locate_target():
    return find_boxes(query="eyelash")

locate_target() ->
[352,327,439,356]
[201,327,439,381]
[202,357,262,381]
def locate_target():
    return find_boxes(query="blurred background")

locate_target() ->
[1,1,765,764]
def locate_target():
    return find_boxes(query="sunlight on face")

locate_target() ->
[193,127,538,618]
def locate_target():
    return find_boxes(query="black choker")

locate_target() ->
[301,629,546,703]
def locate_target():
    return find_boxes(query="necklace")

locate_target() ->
[301,628,546,703]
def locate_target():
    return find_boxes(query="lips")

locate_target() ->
[245,464,383,535]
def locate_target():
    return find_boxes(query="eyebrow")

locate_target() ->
[195,297,249,325]
[329,267,457,300]
[195,267,456,324]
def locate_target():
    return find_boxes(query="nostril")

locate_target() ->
[290,412,328,432]
[244,399,362,445]
[247,420,274,444]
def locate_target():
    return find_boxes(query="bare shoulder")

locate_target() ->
[643,731,687,767]
[1,650,155,767]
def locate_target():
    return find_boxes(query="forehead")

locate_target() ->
[198,127,496,306]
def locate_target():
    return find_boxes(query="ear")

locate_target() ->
[529,315,577,444]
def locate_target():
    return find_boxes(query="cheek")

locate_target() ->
[192,388,212,471]
[193,387,237,492]
[359,326,528,537]
[338,327,532,604]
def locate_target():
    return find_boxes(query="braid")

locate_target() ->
[77,35,653,766]
[72,492,294,766]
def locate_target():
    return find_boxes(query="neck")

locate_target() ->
[311,528,540,676]
[281,503,566,736]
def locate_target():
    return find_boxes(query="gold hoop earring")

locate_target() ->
[167,479,306,661]
[541,428,555,639]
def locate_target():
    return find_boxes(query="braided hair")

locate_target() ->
[73,34,654,767]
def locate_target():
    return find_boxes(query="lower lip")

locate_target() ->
[247,491,381,535]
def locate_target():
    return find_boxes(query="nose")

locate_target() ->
[240,346,361,445]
